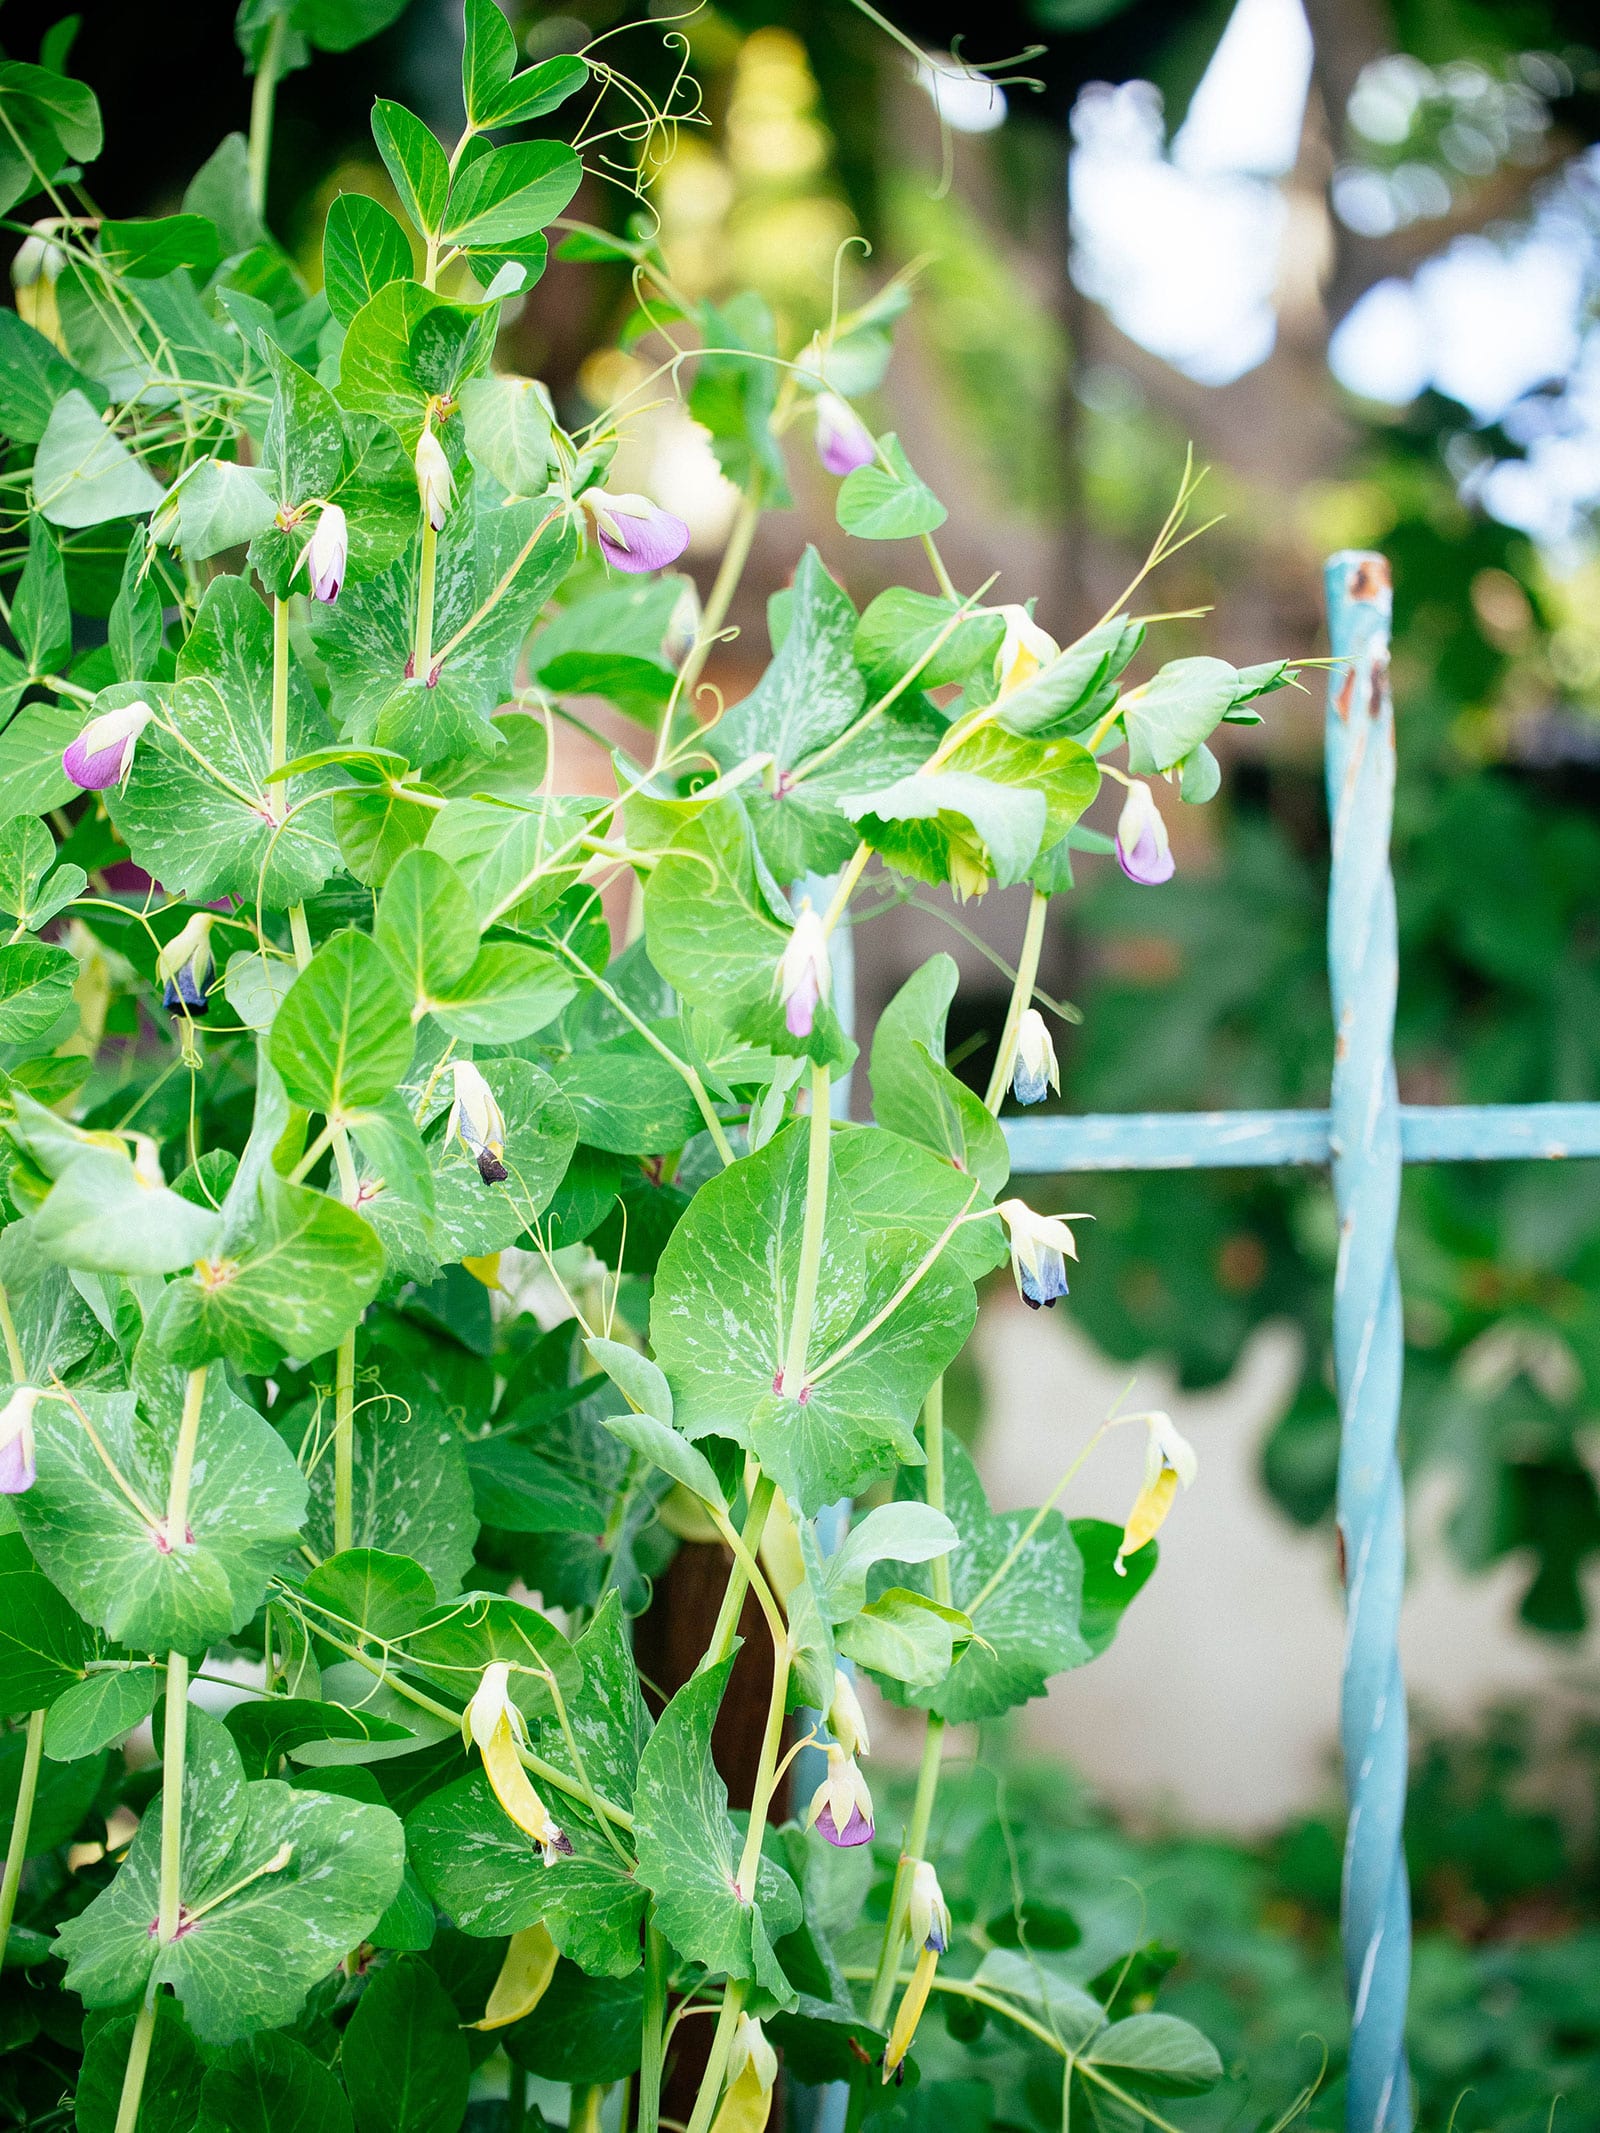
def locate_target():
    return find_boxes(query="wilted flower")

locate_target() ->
[805,1744,874,1848]
[997,1198,1084,1311]
[415,429,455,531]
[12,221,65,344]
[463,1663,571,1864]
[301,503,348,604]
[450,1061,508,1184]
[946,828,990,905]
[0,1385,41,1495]
[994,603,1058,697]
[1114,780,1175,886]
[827,1666,870,1761]
[1115,1412,1197,1574]
[63,701,155,792]
[581,487,690,575]
[776,902,830,1039]
[157,913,215,1018]
[813,391,875,477]
[709,2015,778,2133]
[1010,1008,1058,1106]
[884,1861,951,2082]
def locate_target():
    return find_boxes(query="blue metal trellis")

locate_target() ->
[1002,551,1600,2132]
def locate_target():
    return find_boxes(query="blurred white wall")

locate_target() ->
[866,1297,1594,1833]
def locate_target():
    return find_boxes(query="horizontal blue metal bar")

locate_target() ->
[1003,1102,1600,1174]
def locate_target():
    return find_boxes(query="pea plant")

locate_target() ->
[0,10,1303,2133]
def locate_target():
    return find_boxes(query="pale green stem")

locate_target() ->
[665,475,763,743]
[780,1065,832,1394]
[269,594,291,820]
[413,521,439,678]
[164,1365,209,1546]
[569,2088,605,2133]
[112,1995,159,2133]
[734,1636,792,1897]
[288,905,313,970]
[684,1980,748,2133]
[0,1279,26,1379]
[637,1919,670,2133]
[246,11,288,221]
[923,1378,952,1610]
[866,1711,946,2029]
[157,1649,190,1943]
[0,1708,45,1957]
[333,1333,355,1557]
[704,1474,775,1671]
[982,889,1049,1112]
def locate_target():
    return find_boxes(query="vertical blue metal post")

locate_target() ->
[1324,552,1411,2131]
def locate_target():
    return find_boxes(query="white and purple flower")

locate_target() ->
[581,488,690,575]
[63,701,155,792]
[828,1666,871,1761]
[1114,780,1175,886]
[0,1385,40,1495]
[776,902,830,1039]
[1010,1008,1058,1106]
[814,392,875,477]
[156,912,215,1018]
[806,1744,875,1848]
[301,503,348,604]
[997,1197,1085,1311]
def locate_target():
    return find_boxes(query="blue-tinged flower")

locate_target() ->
[1114,780,1175,886]
[450,1061,509,1184]
[814,392,875,477]
[464,1663,571,1864]
[993,603,1057,697]
[63,700,154,792]
[884,1861,952,2082]
[415,429,455,531]
[806,1745,875,1848]
[776,902,830,1039]
[0,1386,40,1495]
[302,503,348,604]
[1010,1008,1059,1106]
[581,488,691,574]
[157,913,215,1018]
[1115,1411,1197,1574]
[997,1198,1084,1310]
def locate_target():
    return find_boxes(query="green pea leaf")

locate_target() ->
[650,1122,975,1513]
[97,214,220,281]
[463,0,588,127]
[13,1375,307,1656]
[199,2031,355,2133]
[156,1172,385,1374]
[43,1668,160,1761]
[443,140,582,247]
[819,1502,958,1623]
[33,390,166,529]
[1082,2012,1223,2096]
[270,929,415,1120]
[301,1547,439,1643]
[0,1545,89,1710]
[226,1697,412,1779]
[58,1712,405,2044]
[323,193,415,329]
[431,942,575,1044]
[0,1728,104,1855]
[12,517,70,675]
[834,1587,968,1690]
[372,102,450,236]
[109,578,338,908]
[990,617,1138,738]
[549,1044,703,1156]
[164,456,279,561]
[835,434,945,540]
[296,1394,478,1597]
[1121,655,1241,775]
[504,1961,644,2082]
[868,956,1009,1196]
[0,308,101,446]
[854,587,1004,697]
[459,373,553,496]
[633,1654,799,2000]
[0,700,79,818]
[32,1142,223,1276]
[588,1333,729,1510]
[74,1995,203,2133]
[463,1434,607,1534]
[0,940,76,1044]
[876,1438,1092,1723]
[344,1956,470,2133]
[705,546,864,773]
[424,796,590,929]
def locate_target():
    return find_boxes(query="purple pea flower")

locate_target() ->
[0,1386,40,1495]
[582,488,691,574]
[302,503,348,604]
[1114,780,1176,885]
[814,392,875,477]
[63,701,155,792]
[806,1746,875,1848]
[776,903,830,1039]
